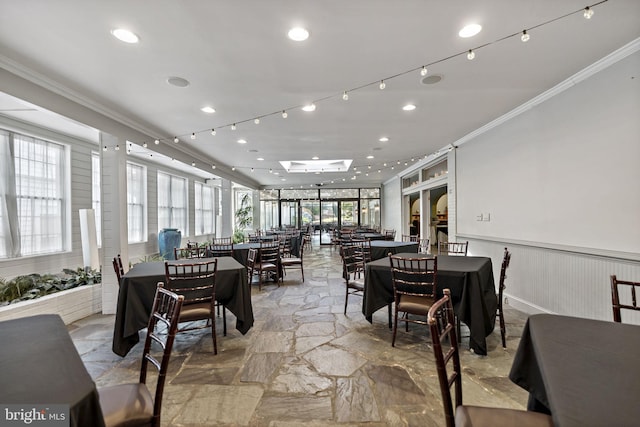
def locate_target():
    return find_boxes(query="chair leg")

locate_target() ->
[499,310,506,348]
[211,313,218,355]
[392,307,399,347]
[301,264,304,282]
[388,303,392,329]
[222,306,227,337]
[344,289,349,315]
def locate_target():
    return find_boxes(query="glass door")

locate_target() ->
[320,201,338,244]
[340,200,357,227]
[300,200,320,233]
[280,200,299,229]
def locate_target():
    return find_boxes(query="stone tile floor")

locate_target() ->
[69,243,531,426]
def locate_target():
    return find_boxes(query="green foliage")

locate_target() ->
[0,268,102,306]
[233,192,252,243]
[138,253,165,263]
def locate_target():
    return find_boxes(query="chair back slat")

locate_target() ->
[174,246,206,259]
[259,241,280,264]
[438,241,468,256]
[209,243,234,258]
[611,275,640,323]
[427,289,461,427]
[389,256,437,299]
[112,257,124,282]
[341,245,364,281]
[140,283,183,426]
[213,237,232,245]
[164,260,217,305]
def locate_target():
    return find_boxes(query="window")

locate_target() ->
[127,162,147,243]
[0,130,68,258]
[234,188,253,231]
[195,181,214,236]
[91,153,101,246]
[157,172,187,234]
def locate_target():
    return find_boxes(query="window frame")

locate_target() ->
[126,161,148,243]
[194,181,215,236]
[157,171,188,235]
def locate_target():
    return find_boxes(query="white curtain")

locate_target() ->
[127,162,146,243]
[0,131,20,258]
[157,171,187,234]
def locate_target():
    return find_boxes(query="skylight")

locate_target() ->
[279,159,353,173]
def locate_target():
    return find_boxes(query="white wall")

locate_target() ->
[386,45,640,322]
[381,176,402,233]
[457,50,640,257]
[454,48,640,321]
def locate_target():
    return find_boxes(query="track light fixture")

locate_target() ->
[583,6,594,19]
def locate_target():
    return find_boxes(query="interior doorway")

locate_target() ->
[408,193,420,236]
[429,186,448,245]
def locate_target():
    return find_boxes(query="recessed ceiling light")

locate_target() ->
[312,156,319,160]
[201,106,215,113]
[379,137,389,142]
[111,28,139,43]
[257,157,264,161]
[288,27,309,41]
[459,24,482,38]
[237,139,247,144]
[366,155,374,159]
[167,76,190,87]
[302,103,316,112]
[403,104,417,111]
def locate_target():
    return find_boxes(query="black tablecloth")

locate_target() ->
[0,315,105,427]
[363,253,496,355]
[113,257,253,356]
[238,236,300,260]
[354,232,387,241]
[369,241,419,261]
[232,242,262,266]
[509,314,640,427]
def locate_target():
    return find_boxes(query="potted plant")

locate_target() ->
[233,193,252,243]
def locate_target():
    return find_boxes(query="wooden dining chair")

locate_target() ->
[402,234,419,242]
[341,245,366,315]
[418,238,430,254]
[174,246,205,259]
[213,236,233,245]
[383,229,396,241]
[610,275,640,323]
[389,255,437,347]
[352,237,372,264]
[497,247,512,348]
[281,237,305,282]
[164,259,223,354]
[247,243,280,291]
[99,283,183,427]
[428,289,553,427]
[112,254,125,283]
[438,241,468,256]
[209,242,234,258]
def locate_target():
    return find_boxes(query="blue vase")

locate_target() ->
[159,228,181,260]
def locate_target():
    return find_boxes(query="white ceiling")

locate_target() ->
[1,0,639,189]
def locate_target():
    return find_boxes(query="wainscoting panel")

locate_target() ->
[466,238,640,324]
